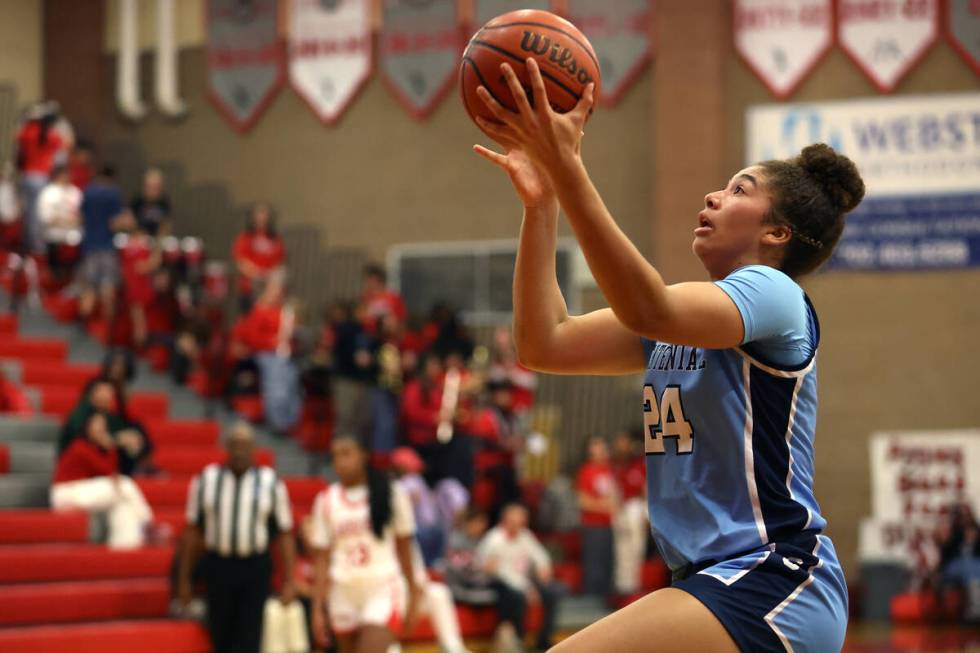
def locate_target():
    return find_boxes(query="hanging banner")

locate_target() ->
[747,93,980,271]
[859,430,980,565]
[380,0,462,120]
[948,0,980,75]
[837,0,939,92]
[734,0,833,98]
[288,0,373,125]
[473,0,551,26]
[565,0,652,106]
[207,0,284,133]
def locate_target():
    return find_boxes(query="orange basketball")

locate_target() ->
[460,9,601,129]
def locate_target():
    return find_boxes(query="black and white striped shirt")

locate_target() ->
[186,464,293,557]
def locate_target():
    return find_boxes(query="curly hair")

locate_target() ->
[760,143,866,278]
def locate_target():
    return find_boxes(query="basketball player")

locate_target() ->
[309,435,422,653]
[472,59,865,653]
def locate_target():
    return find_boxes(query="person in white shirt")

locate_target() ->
[36,164,81,281]
[310,434,422,653]
[477,504,563,652]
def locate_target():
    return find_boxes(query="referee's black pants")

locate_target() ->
[204,552,271,653]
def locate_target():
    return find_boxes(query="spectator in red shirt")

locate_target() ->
[610,430,648,597]
[401,353,445,458]
[50,412,154,549]
[577,436,617,598]
[67,140,95,190]
[243,275,301,436]
[120,227,160,349]
[463,379,522,520]
[233,203,285,314]
[359,263,406,332]
[15,102,72,254]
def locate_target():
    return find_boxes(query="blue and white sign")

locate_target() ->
[746,93,980,270]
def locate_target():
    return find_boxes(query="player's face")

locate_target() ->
[332,439,366,486]
[692,166,774,279]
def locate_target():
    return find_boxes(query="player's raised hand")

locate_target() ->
[472,144,556,211]
[476,58,594,175]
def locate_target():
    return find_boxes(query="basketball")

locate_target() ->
[460,9,602,128]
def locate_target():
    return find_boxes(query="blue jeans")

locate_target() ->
[19,173,47,254]
[581,525,614,596]
[369,386,398,454]
[255,352,301,433]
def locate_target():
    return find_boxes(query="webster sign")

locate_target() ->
[747,93,980,270]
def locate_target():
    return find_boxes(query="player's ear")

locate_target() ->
[762,222,792,247]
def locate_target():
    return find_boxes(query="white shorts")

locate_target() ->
[328,575,403,635]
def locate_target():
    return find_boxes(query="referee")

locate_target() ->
[176,422,296,653]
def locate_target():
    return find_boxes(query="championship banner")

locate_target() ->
[734,0,833,98]
[859,430,980,564]
[474,0,551,26]
[207,0,284,133]
[288,0,373,126]
[566,0,652,106]
[837,0,939,92]
[380,0,462,120]
[948,0,980,75]
[747,93,980,271]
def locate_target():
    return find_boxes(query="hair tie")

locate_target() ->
[794,231,824,250]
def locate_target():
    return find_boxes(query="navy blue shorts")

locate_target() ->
[674,535,848,653]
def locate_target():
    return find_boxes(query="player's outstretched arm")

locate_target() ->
[474,140,644,375]
[477,60,745,350]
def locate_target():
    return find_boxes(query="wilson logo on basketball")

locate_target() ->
[519,31,595,86]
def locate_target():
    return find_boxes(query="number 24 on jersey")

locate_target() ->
[643,384,694,455]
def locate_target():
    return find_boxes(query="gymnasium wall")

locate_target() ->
[0,0,42,164]
[56,2,980,577]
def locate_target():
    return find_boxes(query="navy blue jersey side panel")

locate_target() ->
[749,367,811,540]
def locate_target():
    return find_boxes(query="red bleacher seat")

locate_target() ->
[0,544,172,584]
[0,620,211,653]
[140,476,324,512]
[405,603,543,642]
[0,578,170,626]
[40,387,169,420]
[0,338,67,361]
[125,392,170,420]
[41,293,79,323]
[151,447,275,476]
[144,419,220,447]
[0,313,17,334]
[138,478,191,508]
[0,443,9,474]
[21,361,100,387]
[0,510,88,545]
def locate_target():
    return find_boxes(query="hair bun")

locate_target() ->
[797,143,865,214]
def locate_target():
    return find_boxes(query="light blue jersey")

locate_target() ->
[642,265,848,652]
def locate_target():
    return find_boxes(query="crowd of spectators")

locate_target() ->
[1,102,676,651]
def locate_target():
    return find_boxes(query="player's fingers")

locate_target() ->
[472,144,510,169]
[499,63,535,122]
[526,58,552,118]
[476,86,516,127]
[475,116,519,147]
[571,82,595,124]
